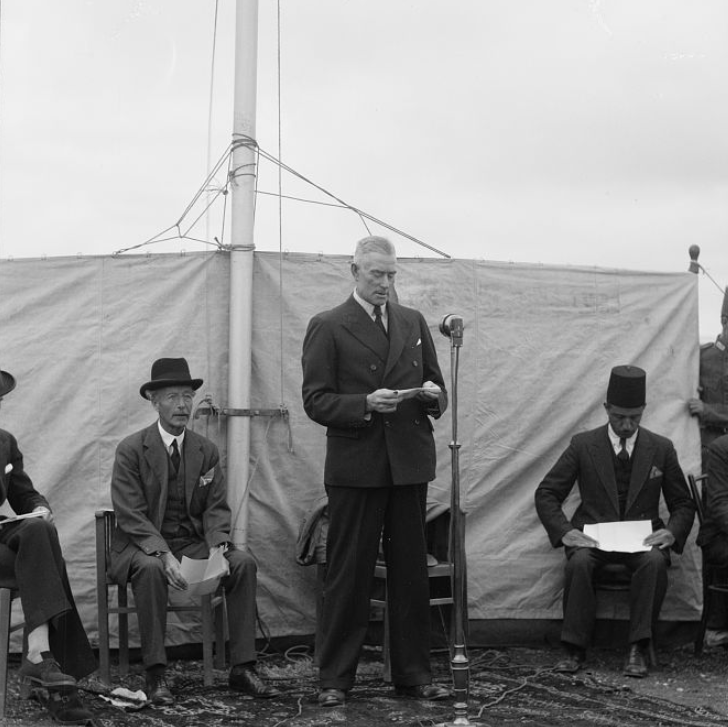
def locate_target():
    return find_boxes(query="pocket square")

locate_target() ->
[649,466,663,479]
[4,464,12,475]
[199,467,215,487]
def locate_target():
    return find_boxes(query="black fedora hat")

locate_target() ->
[0,369,16,398]
[139,358,203,400]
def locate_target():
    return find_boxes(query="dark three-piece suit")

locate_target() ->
[535,425,695,647]
[109,423,258,668]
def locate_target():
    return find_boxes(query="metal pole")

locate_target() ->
[437,315,480,727]
[226,0,258,546]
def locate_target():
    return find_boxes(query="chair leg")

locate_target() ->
[97,583,111,686]
[0,589,12,718]
[695,568,712,656]
[214,597,226,671]
[118,586,130,677]
[201,595,214,687]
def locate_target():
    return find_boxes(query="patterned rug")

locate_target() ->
[3,647,727,726]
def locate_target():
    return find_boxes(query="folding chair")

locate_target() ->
[0,543,24,718]
[687,473,728,655]
[95,509,226,686]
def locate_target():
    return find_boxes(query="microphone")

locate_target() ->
[440,314,464,347]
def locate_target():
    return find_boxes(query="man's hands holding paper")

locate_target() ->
[366,381,441,413]
[565,522,675,552]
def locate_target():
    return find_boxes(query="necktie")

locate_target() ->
[170,439,181,473]
[618,438,629,462]
[373,305,388,337]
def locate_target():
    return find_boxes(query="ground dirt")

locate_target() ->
[3,642,728,726]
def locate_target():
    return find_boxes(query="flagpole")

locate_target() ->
[226,0,258,545]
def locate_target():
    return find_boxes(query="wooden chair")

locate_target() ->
[370,559,454,681]
[369,509,457,681]
[0,544,24,718]
[687,473,728,655]
[95,510,226,686]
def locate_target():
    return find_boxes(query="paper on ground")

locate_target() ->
[180,547,230,597]
[583,521,652,553]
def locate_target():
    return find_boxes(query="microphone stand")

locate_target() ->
[437,316,480,727]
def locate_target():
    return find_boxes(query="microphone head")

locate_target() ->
[440,314,464,337]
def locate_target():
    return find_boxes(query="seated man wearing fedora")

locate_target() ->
[535,365,695,678]
[109,357,279,704]
[0,367,96,721]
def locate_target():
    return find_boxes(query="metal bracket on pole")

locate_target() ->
[223,407,288,418]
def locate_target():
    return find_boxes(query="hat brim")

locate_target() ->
[0,370,16,398]
[139,378,203,400]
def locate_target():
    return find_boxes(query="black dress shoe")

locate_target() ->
[623,643,648,678]
[145,670,174,705]
[554,647,586,674]
[395,683,450,701]
[229,664,281,698]
[318,688,346,707]
[19,653,77,692]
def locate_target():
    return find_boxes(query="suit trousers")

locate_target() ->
[318,483,431,690]
[0,517,97,678]
[127,542,258,669]
[562,546,669,649]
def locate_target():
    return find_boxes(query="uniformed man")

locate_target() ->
[690,287,728,646]
[688,287,728,471]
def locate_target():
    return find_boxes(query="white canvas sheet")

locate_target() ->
[0,251,701,650]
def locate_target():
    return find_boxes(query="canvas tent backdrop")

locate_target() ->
[0,251,701,652]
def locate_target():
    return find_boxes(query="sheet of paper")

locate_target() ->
[394,388,426,402]
[181,548,230,598]
[583,520,652,553]
[0,510,47,525]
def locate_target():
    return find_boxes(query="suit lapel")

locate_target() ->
[184,432,204,506]
[588,426,620,516]
[340,296,389,363]
[143,424,169,527]
[626,429,655,514]
[384,303,413,379]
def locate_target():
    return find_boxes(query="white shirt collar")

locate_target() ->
[157,421,185,452]
[353,289,387,321]
[607,424,637,456]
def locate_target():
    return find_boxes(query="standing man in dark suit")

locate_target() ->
[535,365,695,678]
[301,236,450,707]
[0,367,96,721]
[109,358,279,704]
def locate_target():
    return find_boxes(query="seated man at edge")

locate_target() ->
[108,357,280,704]
[534,365,695,678]
[0,366,96,721]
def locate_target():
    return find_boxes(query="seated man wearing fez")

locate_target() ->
[535,365,695,677]
[0,367,96,721]
[109,358,280,704]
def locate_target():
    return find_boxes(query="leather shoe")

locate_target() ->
[19,653,77,692]
[318,688,346,707]
[623,643,648,678]
[395,683,450,701]
[145,670,174,705]
[554,650,585,674]
[229,664,280,698]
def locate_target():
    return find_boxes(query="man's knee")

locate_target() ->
[226,549,257,578]
[640,548,669,575]
[130,553,167,586]
[565,547,596,576]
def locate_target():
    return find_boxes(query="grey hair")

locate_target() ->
[353,236,396,266]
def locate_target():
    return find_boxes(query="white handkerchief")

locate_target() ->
[4,464,12,475]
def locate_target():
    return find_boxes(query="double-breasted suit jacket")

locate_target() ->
[301,295,447,488]
[535,425,695,552]
[109,423,231,585]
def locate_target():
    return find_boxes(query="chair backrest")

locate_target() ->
[687,474,707,527]
[95,509,116,580]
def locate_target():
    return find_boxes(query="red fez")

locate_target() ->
[607,365,646,408]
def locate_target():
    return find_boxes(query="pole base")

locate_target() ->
[435,720,482,727]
